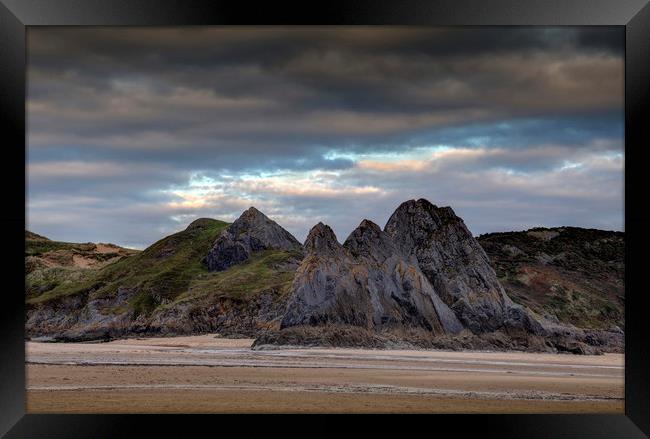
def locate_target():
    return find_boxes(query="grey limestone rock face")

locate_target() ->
[280,220,463,335]
[26,200,621,352]
[280,223,365,328]
[384,198,544,335]
[206,207,303,271]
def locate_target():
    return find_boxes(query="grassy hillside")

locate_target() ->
[26,231,139,300]
[478,227,624,330]
[26,221,624,341]
[27,233,95,257]
[172,249,299,304]
[27,218,301,323]
[27,219,228,305]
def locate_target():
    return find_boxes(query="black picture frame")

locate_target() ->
[1,1,648,437]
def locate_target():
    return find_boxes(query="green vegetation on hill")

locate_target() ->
[478,227,624,330]
[26,265,95,300]
[26,238,90,256]
[27,219,300,324]
[26,232,139,300]
[27,219,230,307]
[26,230,51,241]
[26,219,624,342]
[172,249,300,305]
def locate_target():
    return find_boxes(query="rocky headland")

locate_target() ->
[25,199,624,354]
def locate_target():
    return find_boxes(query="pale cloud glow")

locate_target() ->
[144,143,623,244]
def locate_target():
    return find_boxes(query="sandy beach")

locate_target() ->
[26,335,624,413]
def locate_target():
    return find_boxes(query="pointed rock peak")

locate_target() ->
[417,200,457,219]
[385,198,460,234]
[416,198,455,216]
[230,206,287,232]
[304,222,341,254]
[403,198,434,208]
[227,206,301,247]
[344,219,398,259]
[241,206,268,220]
[394,198,443,214]
[206,205,302,272]
[359,219,381,232]
[345,219,383,243]
[307,222,335,239]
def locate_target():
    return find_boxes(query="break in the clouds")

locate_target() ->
[27,27,624,249]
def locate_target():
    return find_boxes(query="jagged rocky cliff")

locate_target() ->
[384,199,544,336]
[280,221,462,335]
[257,199,552,350]
[255,200,621,353]
[25,199,624,353]
[206,207,302,271]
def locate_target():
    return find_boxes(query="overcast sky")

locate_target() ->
[27,27,624,249]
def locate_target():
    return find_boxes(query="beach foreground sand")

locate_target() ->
[26,335,624,413]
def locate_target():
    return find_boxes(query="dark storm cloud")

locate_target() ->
[28,27,622,70]
[27,27,624,248]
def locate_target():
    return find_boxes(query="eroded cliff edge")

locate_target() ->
[26,199,623,354]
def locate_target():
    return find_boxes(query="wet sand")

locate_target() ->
[26,335,624,413]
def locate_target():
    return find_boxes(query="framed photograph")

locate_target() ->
[1,0,648,437]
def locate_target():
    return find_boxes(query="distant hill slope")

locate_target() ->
[26,218,302,340]
[26,231,140,301]
[478,227,624,331]
[26,230,50,241]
